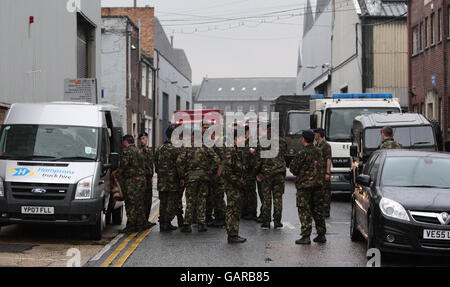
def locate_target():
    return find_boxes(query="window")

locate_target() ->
[176,96,180,111]
[237,105,243,112]
[101,128,110,163]
[431,13,435,45]
[413,25,419,54]
[421,103,425,115]
[186,101,190,110]
[369,156,382,182]
[419,22,424,50]
[77,13,95,78]
[381,157,450,188]
[438,9,442,42]
[249,105,255,112]
[424,17,428,47]
[142,66,147,97]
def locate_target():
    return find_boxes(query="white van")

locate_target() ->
[0,102,123,240]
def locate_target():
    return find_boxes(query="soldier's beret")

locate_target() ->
[302,130,315,141]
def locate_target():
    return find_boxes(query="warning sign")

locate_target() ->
[64,78,97,103]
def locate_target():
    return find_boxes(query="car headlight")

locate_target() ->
[0,178,4,197]
[379,197,409,221]
[75,176,93,200]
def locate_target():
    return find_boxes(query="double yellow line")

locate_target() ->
[101,208,159,267]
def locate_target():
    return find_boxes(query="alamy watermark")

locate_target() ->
[171,105,281,158]
[66,0,81,13]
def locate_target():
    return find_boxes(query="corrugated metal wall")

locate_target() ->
[372,22,408,88]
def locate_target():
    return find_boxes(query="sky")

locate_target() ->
[101,0,308,85]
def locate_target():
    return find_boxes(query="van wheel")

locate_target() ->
[350,201,363,241]
[90,210,106,240]
[112,206,124,225]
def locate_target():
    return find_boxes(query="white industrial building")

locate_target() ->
[0,0,102,109]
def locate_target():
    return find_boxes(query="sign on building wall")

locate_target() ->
[64,78,97,103]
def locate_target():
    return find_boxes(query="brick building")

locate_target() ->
[0,104,9,124]
[101,8,192,146]
[408,0,449,148]
[102,8,155,144]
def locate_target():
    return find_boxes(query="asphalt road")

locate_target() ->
[88,180,449,267]
[2,179,450,267]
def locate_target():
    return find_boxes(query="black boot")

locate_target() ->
[198,224,208,232]
[160,223,170,232]
[177,214,184,227]
[313,234,327,243]
[167,222,177,231]
[295,236,311,245]
[261,222,270,230]
[227,235,247,243]
[180,224,192,233]
[274,221,283,229]
[212,218,225,228]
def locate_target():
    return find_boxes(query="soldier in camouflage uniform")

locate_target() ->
[223,130,248,243]
[377,126,402,150]
[289,130,326,244]
[139,132,156,226]
[177,131,220,233]
[314,128,332,218]
[241,125,258,220]
[154,125,181,232]
[256,123,287,229]
[206,136,227,228]
[114,135,149,234]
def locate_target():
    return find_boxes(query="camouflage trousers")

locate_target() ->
[296,186,326,237]
[206,178,226,220]
[184,181,208,225]
[224,180,244,236]
[123,177,148,229]
[261,173,285,223]
[322,181,331,215]
[158,181,181,224]
[241,176,257,217]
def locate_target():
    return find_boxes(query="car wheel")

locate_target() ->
[350,200,363,241]
[367,213,376,250]
[112,205,124,225]
[90,209,106,241]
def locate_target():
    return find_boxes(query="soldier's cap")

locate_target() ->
[302,130,315,141]
[139,132,148,138]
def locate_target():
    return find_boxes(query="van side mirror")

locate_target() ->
[350,145,358,157]
[356,174,371,187]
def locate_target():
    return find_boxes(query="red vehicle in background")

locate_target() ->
[173,109,223,127]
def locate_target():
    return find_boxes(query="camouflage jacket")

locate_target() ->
[222,146,247,186]
[117,145,146,180]
[177,146,219,183]
[289,144,322,189]
[140,146,154,178]
[155,141,179,184]
[316,140,332,176]
[256,136,287,176]
[377,138,402,150]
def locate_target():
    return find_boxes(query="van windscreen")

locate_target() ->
[0,125,99,161]
[364,126,435,149]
